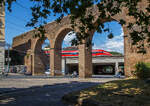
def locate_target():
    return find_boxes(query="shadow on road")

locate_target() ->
[0,81,100,106]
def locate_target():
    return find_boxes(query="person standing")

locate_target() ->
[114,68,122,78]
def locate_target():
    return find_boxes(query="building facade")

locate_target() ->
[61,55,124,75]
[44,48,124,75]
[0,4,5,73]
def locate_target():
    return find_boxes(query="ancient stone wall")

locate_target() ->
[0,4,5,73]
[123,0,150,76]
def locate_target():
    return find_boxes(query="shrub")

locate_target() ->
[134,62,150,79]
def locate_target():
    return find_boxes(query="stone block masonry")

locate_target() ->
[0,4,5,73]
[0,41,5,73]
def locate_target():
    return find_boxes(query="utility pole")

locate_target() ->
[5,43,11,72]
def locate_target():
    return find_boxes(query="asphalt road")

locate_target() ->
[0,75,123,106]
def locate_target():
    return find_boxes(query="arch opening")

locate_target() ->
[92,21,125,76]
[62,31,78,76]
[33,38,50,75]
[50,28,75,76]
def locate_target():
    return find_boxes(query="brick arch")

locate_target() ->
[49,27,73,76]
[90,20,126,75]
[92,13,133,76]
[31,34,52,52]
[31,37,51,75]
[54,27,73,49]
[79,14,131,77]
[77,6,134,77]
[77,18,120,78]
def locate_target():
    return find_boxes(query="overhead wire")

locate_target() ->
[5,0,49,56]
[6,0,52,54]
[11,48,51,57]
[6,19,26,28]
[6,25,26,32]
[6,11,27,22]
[5,0,33,34]
[15,1,30,10]
[6,0,47,33]
[6,13,32,33]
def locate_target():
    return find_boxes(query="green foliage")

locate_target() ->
[134,62,150,79]
[109,51,123,56]
[145,63,150,68]
[107,33,114,39]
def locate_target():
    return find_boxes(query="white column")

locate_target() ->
[62,57,66,75]
[115,62,119,75]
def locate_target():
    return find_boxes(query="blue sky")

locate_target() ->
[62,22,124,53]
[5,0,124,53]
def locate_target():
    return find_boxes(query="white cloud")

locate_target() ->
[63,31,76,46]
[63,29,124,53]
[93,29,124,53]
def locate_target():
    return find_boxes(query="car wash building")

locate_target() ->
[44,47,124,75]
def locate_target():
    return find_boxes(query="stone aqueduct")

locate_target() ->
[12,0,150,78]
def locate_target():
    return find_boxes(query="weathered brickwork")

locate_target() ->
[0,4,5,73]
[12,0,150,78]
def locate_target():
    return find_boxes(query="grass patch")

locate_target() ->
[62,79,150,106]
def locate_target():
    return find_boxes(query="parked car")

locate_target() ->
[45,69,50,75]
